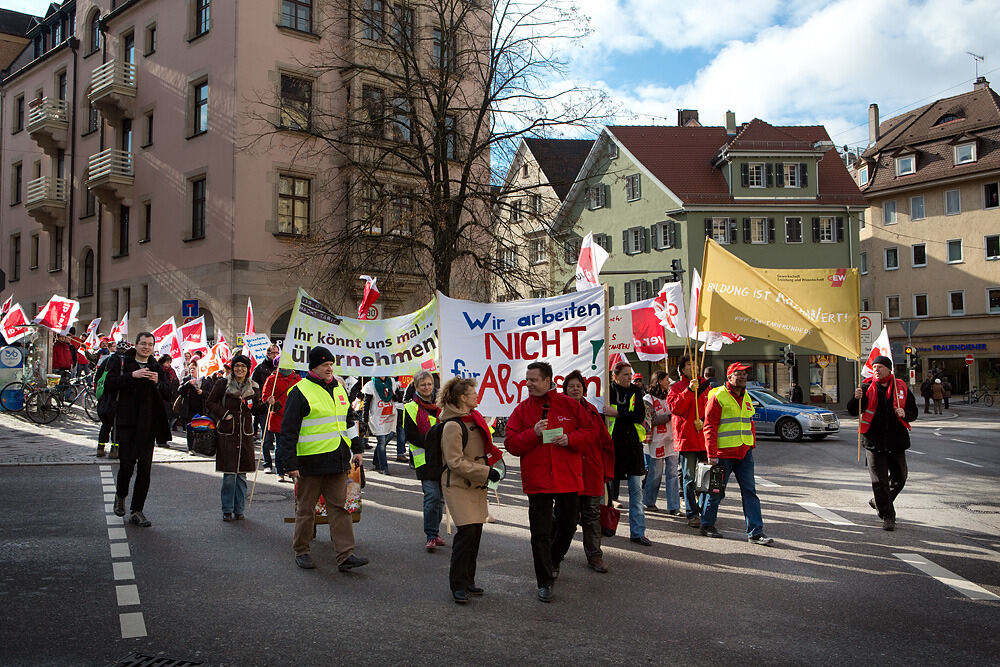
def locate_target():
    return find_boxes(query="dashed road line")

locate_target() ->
[951,438,975,445]
[115,585,141,606]
[894,553,1000,601]
[756,476,780,488]
[946,458,983,468]
[909,450,925,455]
[797,502,854,526]
[119,612,147,639]
[100,467,148,638]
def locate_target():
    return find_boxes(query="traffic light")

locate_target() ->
[667,259,685,282]
[782,347,795,366]
[904,345,919,368]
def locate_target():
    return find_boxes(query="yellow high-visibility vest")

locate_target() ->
[292,380,353,457]
[607,392,647,442]
[403,400,437,469]
[709,385,755,448]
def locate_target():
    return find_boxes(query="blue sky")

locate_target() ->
[6,0,999,151]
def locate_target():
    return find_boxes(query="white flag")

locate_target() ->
[652,281,687,338]
[687,269,702,340]
[575,232,610,292]
[861,327,892,379]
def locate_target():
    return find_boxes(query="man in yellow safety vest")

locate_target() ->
[700,362,774,546]
[278,347,370,571]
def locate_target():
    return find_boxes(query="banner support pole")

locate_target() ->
[603,285,611,404]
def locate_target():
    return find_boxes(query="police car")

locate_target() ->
[746,386,840,442]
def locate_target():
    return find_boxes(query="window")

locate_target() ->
[195,0,211,37]
[530,238,546,263]
[9,234,20,282]
[862,298,869,311]
[192,81,209,134]
[783,163,799,188]
[563,235,582,264]
[651,221,676,250]
[882,200,897,224]
[87,101,99,133]
[116,205,129,257]
[88,10,101,53]
[140,283,149,318]
[586,185,606,210]
[13,95,24,132]
[945,189,961,215]
[593,233,611,253]
[122,287,131,316]
[388,191,413,236]
[914,294,928,318]
[986,235,1000,260]
[280,75,312,130]
[785,217,803,243]
[49,227,63,271]
[886,295,900,319]
[748,163,764,187]
[111,289,119,319]
[82,249,94,296]
[359,185,381,232]
[947,239,963,263]
[910,195,924,220]
[390,97,411,142]
[858,165,868,185]
[954,143,976,165]
[607,142,618,160]
[191,177,206,239]
[895,155,915,176]
[392,4,413,45]
[529,194,542,215]
[985,183,999,210]
[884,247,899,270]
[625,174,641,201]
[912,244,926,267]
[57,72,67,101]
[432,28,454,70]
[145,23,157,54]
[141,202,151,242]
[363,0,385,40]
[859,209,866,229]
[860,252,867,275]
[530,289,546,299]
[11,163,22,204]
[521,163,529,179]
[624,279,651,303]
[360,85,385,137]
[143,111,154,146]
[277,175,309,236]
[988,288,1000,315]
[624,226,646,255]
[84,182,96,217]
[510,199,521,222]
[711,217,732,244]
[497,245,516,269]
[30,234,39,270]
[750,218,768,244]
[818,217,836,243]
[444,116,457,159]
[282,0,312,32]
[949,290,965,316]
[122,31,135,65]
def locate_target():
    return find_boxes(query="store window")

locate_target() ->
[808,355,838,404]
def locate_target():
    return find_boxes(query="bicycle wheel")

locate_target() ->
[25,390,60,424]
[985,393,994,408]
[83,390,100,422]
[0,381,30,412]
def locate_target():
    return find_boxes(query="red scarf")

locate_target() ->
[461,410,503,466]
[413,395,441,436]
[859,375,911,434]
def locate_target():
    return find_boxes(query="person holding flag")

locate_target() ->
[667,355,711,528]
[847,356,917,531]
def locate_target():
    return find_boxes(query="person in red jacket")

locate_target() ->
[262,366,301,481]
[562,370,614,574]
[505,361,599,603]
[667,355,712,528]
[51,334,74,374]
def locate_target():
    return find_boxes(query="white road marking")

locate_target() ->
[952,438,975,445]
[106,514,123,525]
[113,562,134,581]
[119,612,147,639]
[110,542,130,558]
[756,476,780,487]
[894,553,1000,601]
[104,494,116,502]
[108,528,127,540]
[102,485,116,493]
[909,450,925,455]
[798,502,855,526]
[946,458,983,468]
[105,503,114,513]
[115,584,140,606]
[99,465,111,471]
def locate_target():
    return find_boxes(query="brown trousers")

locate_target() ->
[292,472,355,564]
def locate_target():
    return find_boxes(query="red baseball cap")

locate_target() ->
[726,362,751,375]
[633,373,643,379]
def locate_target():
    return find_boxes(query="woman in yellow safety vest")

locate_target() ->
[403,370,446,552]
[604,362,650,546]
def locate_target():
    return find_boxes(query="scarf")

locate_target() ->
[414,395,441,436]
[373,377,393,401]
[226,376,256,399]
[460,410,503,466]
[859,375,911,434]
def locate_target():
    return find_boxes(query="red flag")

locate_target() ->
[244,298,255,338]
[608,352,626,371]
[32,295,81,334]
[108,311,129,342]
[358,275,380,320]
[179,316,209,353]
[214,332,232,366]
[575,232,610,292]
[1,304,30,343]
[0,296,12,319]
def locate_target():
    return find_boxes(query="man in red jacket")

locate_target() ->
[505,361,598,603]
[262,367,301,480]
[667,355,711,528]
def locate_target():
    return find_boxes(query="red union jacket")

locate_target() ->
[667,377,711,453]
[504,389,598,495]
[577,397,615,496]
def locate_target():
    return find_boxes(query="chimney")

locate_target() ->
[974,76,990,91]
[677,109,699,126]
[868,103,880,145]
[724,110,737,135]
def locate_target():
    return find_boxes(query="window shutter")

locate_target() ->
[642,227,650,253]
[650,224,660,250]
[652,277,661,293]
[602,233,612,253]
[624,281,633,304]
[740,163,749,188]
[622,229,630,254]
[635,175,641,199]
[800,163,808,187]
[671,221,681,249]
[742,218,751,243]
[608,285,614,306]
[812,217,820,242]
[603,183,610,208]
[765,163,774,188]
[728,218,738,243]
[776,165,784,187]
[768,218,775,243]
[704,219,712,238]
[836,217,844,242]
[643,280,652,299]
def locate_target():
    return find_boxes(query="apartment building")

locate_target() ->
[856,79,1000,392]
[1,0,485,344]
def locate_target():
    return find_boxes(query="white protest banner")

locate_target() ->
[611,298,666,361]
[242,333,271,366]
[278,288,438,376]
[437,287,606,417]
[608,308,633,354]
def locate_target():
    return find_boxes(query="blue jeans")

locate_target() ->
[221,473,247,514]
[396,410,407,457]
[421,480,445,539]
[643,454,680,511]
[626,474,646,538]
[373,433,391,472]
[700,449,765,537]
[680,452,704,518]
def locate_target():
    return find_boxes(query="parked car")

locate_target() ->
[746,386,840,442]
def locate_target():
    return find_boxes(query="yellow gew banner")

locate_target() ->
[697,238,860,359]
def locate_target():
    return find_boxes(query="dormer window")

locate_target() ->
[954,142,976,165]
[748,163,764,188]
[858,165,869,185]
[895,155,915,177]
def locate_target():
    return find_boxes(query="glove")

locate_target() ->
[487,467,501,483]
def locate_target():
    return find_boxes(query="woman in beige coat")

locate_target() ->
[439,377,501,604]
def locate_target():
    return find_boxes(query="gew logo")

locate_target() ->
[827,268,847,287]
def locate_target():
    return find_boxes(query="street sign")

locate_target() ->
[364,304,381,320]
[909,369,916,384]
[182,299,199,318]
[183,316,196,324]
[966,354,975,366]
[859,311,883,347]
[900,319,920,338]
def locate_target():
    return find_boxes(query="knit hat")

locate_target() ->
[934,378,942,384]
[872,355,892,370]
[230,354,252,369]
[308,346,335,370]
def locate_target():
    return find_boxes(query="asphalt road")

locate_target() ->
[1,407,998,666]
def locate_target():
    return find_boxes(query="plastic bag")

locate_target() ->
[345,462,362,521]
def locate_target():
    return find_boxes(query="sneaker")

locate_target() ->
[425,538,437,552]
[235,514,245,521]
[666,509,682,516]
[129,511,151,527]
[882,518,896,531]
[338,554,369,572]
[113,495,126,517]
[265,469,276,475]
[433,536,447,547]
[748,534,774,546]
[700,525,723,538]
[295,553,316,569]
[96,444,106,458]
[223,512,235,522]
[687,515,702,528]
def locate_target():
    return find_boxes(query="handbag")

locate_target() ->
[599,481,620,537]
[345,462,363,523]
[695,462,727,495]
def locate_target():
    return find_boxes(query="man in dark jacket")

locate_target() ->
[847,356,918,531]
[789,380,804,404]
[278,347,368,572]
[105,332,173,526]
[504,361,598,603]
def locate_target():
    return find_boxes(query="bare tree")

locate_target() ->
[244,0,610,308]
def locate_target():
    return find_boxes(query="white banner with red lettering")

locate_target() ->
[438,288,605,417]
[1,304,30,343]
[31,295,80,335]
[179,316,209,353]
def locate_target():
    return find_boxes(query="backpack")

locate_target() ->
[94,354,121,400]
[422,417,467,481]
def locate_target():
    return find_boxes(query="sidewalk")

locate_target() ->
[0,410,203,466]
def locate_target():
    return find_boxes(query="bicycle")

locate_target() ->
[0,371,47,413]
[23,374,99,424]
[968,387,995,407]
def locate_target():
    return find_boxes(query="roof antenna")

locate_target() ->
[966,51,984,78]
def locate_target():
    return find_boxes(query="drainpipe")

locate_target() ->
[66,36,79,296]
[95,21,108,319]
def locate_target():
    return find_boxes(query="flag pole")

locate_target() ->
[856,280,864,464]
[603,284,611,405]
[693,239,711,430]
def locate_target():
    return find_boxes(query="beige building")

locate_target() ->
[0,9,34,71]
[1,0,484,346]
[856,78,1000,392]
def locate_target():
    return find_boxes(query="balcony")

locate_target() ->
[88,59,136,121]
[87,149,134,204]
[26,98,68,155]
[25,176,67,229]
